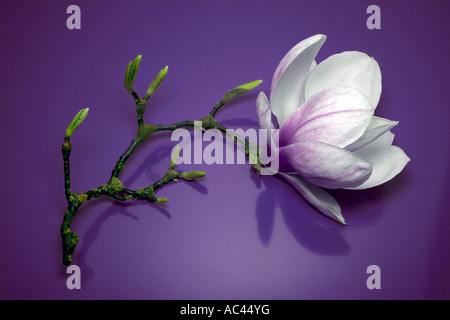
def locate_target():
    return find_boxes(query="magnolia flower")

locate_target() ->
[256,34,410,224]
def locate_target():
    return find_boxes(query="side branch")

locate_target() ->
[154,120,195,132]
[111,138,142,179]
[62,140,73,203]
[59,64,262,266]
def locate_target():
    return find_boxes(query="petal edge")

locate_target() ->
[277,172,346,224]
[270,35,326,125]
[305,51,382,109]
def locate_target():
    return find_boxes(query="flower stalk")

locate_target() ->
[59,55,262,266]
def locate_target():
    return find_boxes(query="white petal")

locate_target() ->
[280,86,374,148]
[345,116,398,151]
[276,172,346,224]
[347,132,410,190]
[298,60,317,104]
[377,130,395,145]
[305,51,382,109]
[270,34,326,126]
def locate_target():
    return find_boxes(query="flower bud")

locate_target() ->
[180,171,206,181]
[170,146,181,169]
[124,55,142,93]
[65,108,89,138]
[145,66,168,99]
[221,80,263,104]
[248,146,261,171]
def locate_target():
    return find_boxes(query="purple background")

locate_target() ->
[1,0,449,300]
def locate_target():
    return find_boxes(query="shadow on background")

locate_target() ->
[254,173,352,256]
[328,166,413,226]
[253,165,413,256]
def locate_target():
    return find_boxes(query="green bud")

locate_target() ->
[156,197,168,203]
[181,171,206,181]
[145,66,168,99]
[170,145,181,169]
[248,144,261,172]
[124,55,142,93]
[221,80,263,104]
[65,108,89,138]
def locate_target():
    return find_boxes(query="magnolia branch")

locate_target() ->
[59,55,262,266]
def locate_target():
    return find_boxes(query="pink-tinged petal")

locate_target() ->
[280,140,372,189]
[280,86,374,148]
[276,171,346,224]
[305,51,382,109]
[270,34,326,125]
[278,143,295,172]
[346,132,410,190]
[256,92,275,131]
[346,116,398,151]
[259,129,282,173]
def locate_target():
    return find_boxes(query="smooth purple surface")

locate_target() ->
[1,0,449,300]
